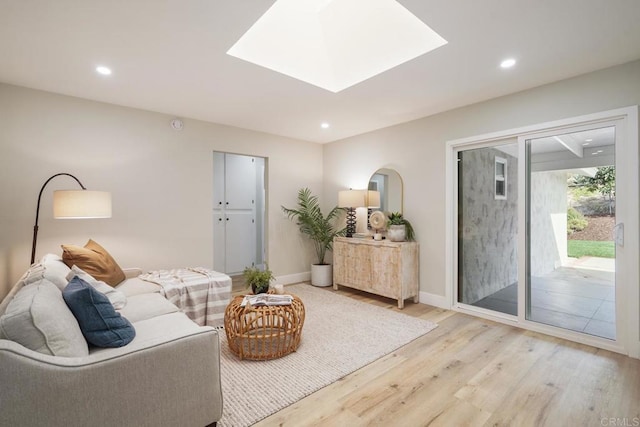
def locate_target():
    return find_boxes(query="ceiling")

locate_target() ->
[1,0,639,144]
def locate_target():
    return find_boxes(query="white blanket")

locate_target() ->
[139,268,231,327]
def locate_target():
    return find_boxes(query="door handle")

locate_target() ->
[614,223,624,247]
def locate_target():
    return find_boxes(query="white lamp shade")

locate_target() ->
[53,190,112,219]
[366,190,381,208]
[338,190,365,208]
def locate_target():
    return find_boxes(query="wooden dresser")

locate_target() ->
[333,237,419,309]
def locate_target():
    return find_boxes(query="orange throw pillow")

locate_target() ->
[61,239,126,287]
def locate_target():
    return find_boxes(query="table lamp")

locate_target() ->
[338,189,365,238]
[365,190,381,230]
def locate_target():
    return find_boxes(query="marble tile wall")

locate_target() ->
[459,147,518,304]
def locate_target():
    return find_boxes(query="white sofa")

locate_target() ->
[0,254,223,427]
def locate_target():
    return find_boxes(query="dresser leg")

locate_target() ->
[413,295,419,303]
[397,299,404,309]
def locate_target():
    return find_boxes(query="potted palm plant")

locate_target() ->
[387,212,416,242]
[282,188,346,286]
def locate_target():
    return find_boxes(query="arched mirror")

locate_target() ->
[368,168,403,214]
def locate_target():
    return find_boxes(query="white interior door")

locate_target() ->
[212,151,265,275]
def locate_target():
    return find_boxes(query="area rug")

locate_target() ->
[218,283,438,426]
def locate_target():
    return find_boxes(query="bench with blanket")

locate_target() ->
[139,267,231,327]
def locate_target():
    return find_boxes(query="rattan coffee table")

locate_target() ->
[224,294,305,360]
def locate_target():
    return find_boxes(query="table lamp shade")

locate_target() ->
[366,190,380,208]
[53,190,112,219]
[338,190,365,208]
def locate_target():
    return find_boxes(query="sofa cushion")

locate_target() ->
[66,266,127,310]
[88,311,205,359]
[61,239,125,286]
[63,277,135,348]
[117,293,179,323]
[115,277,161,297]
[0,279,89,357]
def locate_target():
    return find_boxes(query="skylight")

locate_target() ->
[227,0,447,93]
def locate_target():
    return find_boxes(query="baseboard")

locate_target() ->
[275,272,310,286]
[419,291,451,309]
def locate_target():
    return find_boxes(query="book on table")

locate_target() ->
[241,294,293,307]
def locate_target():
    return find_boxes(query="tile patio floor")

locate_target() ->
[472,257,615,340]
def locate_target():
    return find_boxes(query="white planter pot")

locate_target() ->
[387,224,406,242]
[311,264,333,287]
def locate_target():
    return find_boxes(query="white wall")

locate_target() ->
[0,84,323,299]
[323,59,640,303]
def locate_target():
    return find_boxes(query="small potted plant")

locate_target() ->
[243,265,275,294]
[387,212,416,242]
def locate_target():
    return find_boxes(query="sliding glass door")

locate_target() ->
[457,141,519,316]
[526,126,616,340]
[450,107,638,354]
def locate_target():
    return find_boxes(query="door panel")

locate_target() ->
[526,126,616,340]
[225,212,256,275]
[225,154,256,210]
[213,152,225,208]
[457,141,519,316]
[213,213,225,272]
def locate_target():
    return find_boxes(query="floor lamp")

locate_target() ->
[338,189,365,238]
[31,173,112,264]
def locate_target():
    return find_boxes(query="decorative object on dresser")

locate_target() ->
[337,189,365,237]
[243,265,275,294]
[282,188,346,287]
[333,236,419,308]
[369,210,388,240]
[30,173,112,264]
[387,211,416,242]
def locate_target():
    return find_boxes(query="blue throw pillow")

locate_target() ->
[62,277,135,348]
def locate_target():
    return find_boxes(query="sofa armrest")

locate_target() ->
[122,267,143,279]
[0,328,223,427]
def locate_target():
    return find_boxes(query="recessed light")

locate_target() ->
[96,66,112,75]
[321,122,330,129]
[585,138,593,142]
[500,58,516,69]
[582,142,590,146]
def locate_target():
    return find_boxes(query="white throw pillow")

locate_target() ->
[0,279,89,357]
[41,253,72,290]
[66,266,127,310]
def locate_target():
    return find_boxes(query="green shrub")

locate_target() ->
[567,207,588,234]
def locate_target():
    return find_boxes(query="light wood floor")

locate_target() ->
[248,284,640,427]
